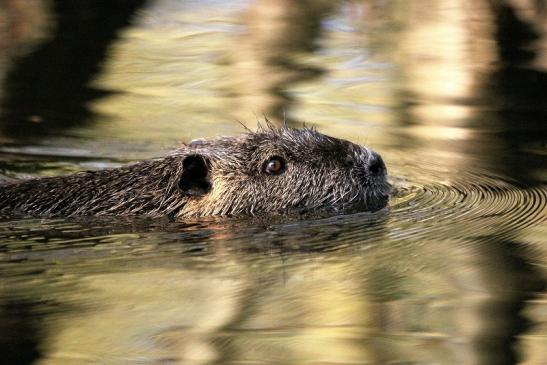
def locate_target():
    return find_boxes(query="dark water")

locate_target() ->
[1,1,546,364]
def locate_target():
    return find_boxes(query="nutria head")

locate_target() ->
[176,125,389,217]
[0,125,389,218]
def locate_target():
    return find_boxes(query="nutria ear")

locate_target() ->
[179,155,212,196]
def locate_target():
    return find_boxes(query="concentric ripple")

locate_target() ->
[387,162,547,242]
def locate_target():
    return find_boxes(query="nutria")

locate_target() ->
[0,125,389,218]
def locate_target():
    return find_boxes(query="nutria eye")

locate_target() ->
[263,156,285,175]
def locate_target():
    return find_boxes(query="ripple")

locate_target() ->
[388,164,547,242]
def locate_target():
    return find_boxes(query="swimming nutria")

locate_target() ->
[0,125,389,218]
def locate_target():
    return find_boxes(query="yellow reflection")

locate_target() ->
[28,238,535,364]
[36,267,249,365]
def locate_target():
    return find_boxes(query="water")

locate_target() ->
[1,1,546,364]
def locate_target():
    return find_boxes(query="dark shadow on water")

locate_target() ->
[0,0,148,140]
[473,239,545,365]
[475,3,547,363]
[0,301,41,365]
[486,1,547,185]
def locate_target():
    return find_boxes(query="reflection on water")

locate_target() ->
[0,0,546,364]
[0,0,148,139]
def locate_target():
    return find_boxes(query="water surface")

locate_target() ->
[0,1,546,364]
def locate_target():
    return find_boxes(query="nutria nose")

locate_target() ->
[368,152,386,176]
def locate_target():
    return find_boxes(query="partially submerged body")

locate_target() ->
[0,126,389,219]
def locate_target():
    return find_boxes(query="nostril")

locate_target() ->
[370,160,381,174]
[369,153,386,175]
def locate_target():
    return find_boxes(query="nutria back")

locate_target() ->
[0,126,389,218]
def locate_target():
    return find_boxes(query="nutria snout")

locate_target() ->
[0,125,389,218]
[368,152,386,176]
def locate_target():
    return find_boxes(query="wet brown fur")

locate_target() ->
[0,125,389,219]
